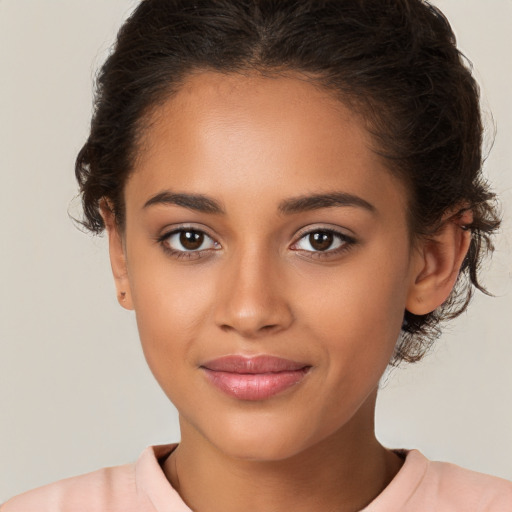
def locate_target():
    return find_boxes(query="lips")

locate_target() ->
[200,355,311,401]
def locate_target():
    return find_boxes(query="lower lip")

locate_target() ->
[202,368,309,401]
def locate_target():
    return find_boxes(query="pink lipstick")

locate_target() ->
[200,355,310,401]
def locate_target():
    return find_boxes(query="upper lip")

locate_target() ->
[201,355,310,374]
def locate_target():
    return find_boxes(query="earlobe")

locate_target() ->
[99,199,134,311]
[406,208,473,316]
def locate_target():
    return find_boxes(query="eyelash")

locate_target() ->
[291,228,356,259]
[156,226,356,261]
[156,226,220,261]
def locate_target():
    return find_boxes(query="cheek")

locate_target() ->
[127,255,215,386]
[302,242,410,383]
[301,244,409,341]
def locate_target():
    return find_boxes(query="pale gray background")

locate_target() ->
[1,0,511,501]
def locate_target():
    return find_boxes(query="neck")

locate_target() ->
[163,392,403,512]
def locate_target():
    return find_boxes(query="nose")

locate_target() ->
[213,245,294,338]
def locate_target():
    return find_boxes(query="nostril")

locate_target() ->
[218,321,283,338]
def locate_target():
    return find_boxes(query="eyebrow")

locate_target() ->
[277,192,376,215]
[143,190,376,215]
[143,192,225,214]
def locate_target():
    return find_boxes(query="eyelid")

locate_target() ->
[292,224,356,244]
[166,230,218,250]
[156,224,221,259]
[290,225,357,256]
[157,223,218,243]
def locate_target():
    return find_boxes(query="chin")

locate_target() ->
[195,411,329,463]
[217,434,309,463]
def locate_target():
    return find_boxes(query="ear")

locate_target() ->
[99,199,134,310]
[406,208,473,316]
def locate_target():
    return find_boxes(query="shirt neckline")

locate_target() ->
[361,449,429,511]
[135,444,429,512]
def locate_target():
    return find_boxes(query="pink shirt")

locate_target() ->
[2,444,511,511]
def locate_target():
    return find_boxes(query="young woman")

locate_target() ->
[2,0,511,510]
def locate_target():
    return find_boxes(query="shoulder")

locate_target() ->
[425,456,512,510]
[1,462,139,512]
[407,450,512,511]
[1,444,179,512]
[364,449,512,512]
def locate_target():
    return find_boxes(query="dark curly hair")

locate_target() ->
[75,0,500,365]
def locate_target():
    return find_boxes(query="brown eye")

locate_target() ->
[180,230,204,250]
[309,231,334,251]
[293,229,352,256]
[163,229,218,253]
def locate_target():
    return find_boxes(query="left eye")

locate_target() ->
[164,229,218,252]
[293,230,349,252]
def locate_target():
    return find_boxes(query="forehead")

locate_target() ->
[127,70,408,223]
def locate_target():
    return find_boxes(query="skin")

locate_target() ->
[102,71,471,512]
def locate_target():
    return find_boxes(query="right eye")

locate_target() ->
[159,228,220,259]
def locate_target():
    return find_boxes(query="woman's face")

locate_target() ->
[117,71,421,460]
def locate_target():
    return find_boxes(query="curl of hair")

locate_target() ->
[75,0,501,365]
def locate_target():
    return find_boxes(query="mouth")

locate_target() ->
[200,355,311,401]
